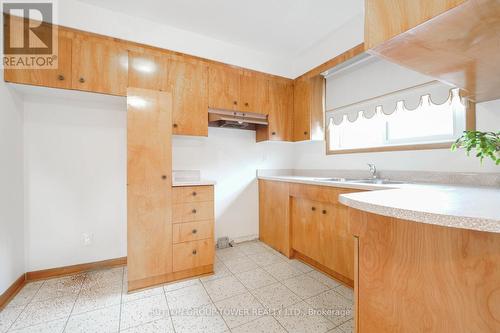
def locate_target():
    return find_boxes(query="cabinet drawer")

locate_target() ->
[173,220,213,244]
[173,239,214,272]
[172,201,214,223]
[289,183,362,205]
[173,186,214,203]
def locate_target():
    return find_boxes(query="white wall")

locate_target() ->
[23,90,127,271]
[294,99,500,173]
[173,129,295,242]
[0,78,25,293]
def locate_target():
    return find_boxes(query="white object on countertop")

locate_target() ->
[172,170,215,187]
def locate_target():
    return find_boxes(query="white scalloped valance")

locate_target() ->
[326,81,465,126]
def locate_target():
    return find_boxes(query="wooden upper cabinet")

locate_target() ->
[256,79,293,142]
[208,66,240,111]
[72,35,128,96]
[167,59,209,136]
[365,0,466,49]
[4,22,72,89]
[292,76,325,142]
[240,73,269,115]
[128,51,169,91]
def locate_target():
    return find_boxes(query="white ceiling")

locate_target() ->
[76,0,363,58]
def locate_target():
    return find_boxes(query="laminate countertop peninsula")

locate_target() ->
[257,175,500,234]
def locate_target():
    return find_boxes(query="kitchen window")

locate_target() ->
[323,57,475,154]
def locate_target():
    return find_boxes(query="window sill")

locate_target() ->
[326,141,454,155]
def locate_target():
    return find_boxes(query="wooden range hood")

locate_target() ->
[367,0,500,103]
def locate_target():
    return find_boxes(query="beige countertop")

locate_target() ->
[172,180,215,187]
[258,175,500,233]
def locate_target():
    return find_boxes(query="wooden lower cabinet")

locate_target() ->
[259,180,361,286]
[173,239,215,272]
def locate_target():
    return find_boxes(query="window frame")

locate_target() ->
[325,102,476,155]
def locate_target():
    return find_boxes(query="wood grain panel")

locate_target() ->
[128,265,213,291]
[127,88,173,284]
[349,208,500,332]
[173,220,213,244]
[369,0,500,102]
[167,59,209,136]
[365,0,466,49]
[4,31,72,89]
[208,65,240,111]
[72,35,128,96]
[240,72,269,114]
[128,51,169,91]
[258,180,291,257]
[291,198,322,260]
[172,239,215,272]
[289,183,361,205]
[256,80,293,142]
[172,201,214,223]
[172,186,214,204]
[292,79,311,141]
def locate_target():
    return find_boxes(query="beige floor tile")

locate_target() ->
[287,260,314,273]
[65,305,120,333]
[305,289,352,326]
[231,315,286,333]
[235,242,271,256]
[163,278,200,292]
[9,318,66,333]
[122,285,164,304]
[251,283,301,311]
[32,275,85,302]
[248,252,285,267]
[202,276,246,302]
[283,274,330,299]
[200,261,231,283]
[82,268,123,291]
[7,282,44,307]
[215,247,246,262]
[11,295,76,329]
[119,318,174,332]
[306,270,341,289]
[274,301,334,333]
[334,285,353,301]
[338,318,354,333]
[120,294,169,330]
[166,284,211,311]
[72,284,122,314]
[235,268,277,290]
[0,305,24,333]
[223,256,259,274]
[170,303,228,333]
[262,262,302,281]
[215,292,265,329]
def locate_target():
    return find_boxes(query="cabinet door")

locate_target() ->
[128,51,169,91]
[127,88,172,290]
[269,80,293,141]
[291,198,322,260]
[259,180,291,256]
[240,73,269,114]
[72,35,128,96]
[293,79,311,141]
[318,203,354,280]
[208,66,240,111]
[4,34,72,89]
[168,59,209,136]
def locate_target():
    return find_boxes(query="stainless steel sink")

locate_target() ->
[314,177,360,182]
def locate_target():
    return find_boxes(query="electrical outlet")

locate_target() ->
[82,233,93,246]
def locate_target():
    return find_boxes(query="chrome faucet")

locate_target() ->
[367,163,377,179]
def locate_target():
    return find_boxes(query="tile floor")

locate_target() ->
[0,241,353,333]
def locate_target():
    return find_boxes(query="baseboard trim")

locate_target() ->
[26,257,127,282]
[0,274,26,310]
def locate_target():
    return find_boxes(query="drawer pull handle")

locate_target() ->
[192,229,197,234]
[192,191,197,196]
[311,207,316,211]
[245,102,249,107]
[79,77,85,83]
[271,132,276,135]
[233,101,238,105]
[304,131,308,135]
[162,175,167,180]
[58,75,65,81]
[192,249,197,255]
[322,210,327,214]
[192,209,197,214]
[173,123,178,128]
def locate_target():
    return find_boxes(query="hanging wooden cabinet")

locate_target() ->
[292,75,325,142]
[256,80,293,142]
